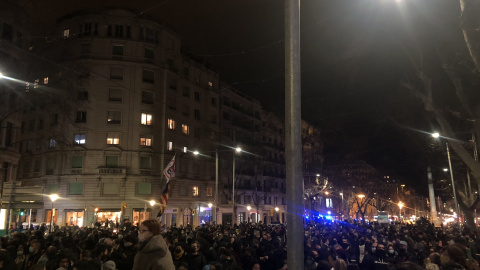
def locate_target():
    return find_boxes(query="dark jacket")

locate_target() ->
[132,235,175,270]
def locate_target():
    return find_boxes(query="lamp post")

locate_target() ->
[432,132,460,221]
[398,201,404,222]
[232,147,241,225]
[49,194,58,233]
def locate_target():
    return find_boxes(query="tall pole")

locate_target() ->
[232,149,236,225]
[215,150,218,224]
[446,143,460,221]
[427,167,439,226]
[285,0,304,268]
[50,201,54,233]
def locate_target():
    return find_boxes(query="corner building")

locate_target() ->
[13,7,323,228]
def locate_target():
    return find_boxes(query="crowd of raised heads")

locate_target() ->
[0,217,479,270]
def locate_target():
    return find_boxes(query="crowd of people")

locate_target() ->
[0,217,478,270]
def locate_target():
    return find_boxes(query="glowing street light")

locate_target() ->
[49,194,59,233]
[358,194,365,199]
[208,203,213,208]
[275,207,279,212]
[149,200,156,207]
[247,206,251,211]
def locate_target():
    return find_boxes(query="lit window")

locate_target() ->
[208,81,213,87]
[34,79,39,89]
[63,29,70,38]
[326,198,333,208]
[44,77,48,85]
[167,119,175,130]
[192,186,199,196]
[183,146,187,153]
[107,133,120,145]
[49,139,56,149]
[141,113,153,125]
[74,134,86,145]
[140,136,152,146]
[182,124,189,135]
[167,141,174,151]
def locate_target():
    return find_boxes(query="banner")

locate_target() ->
[163,155,176,182]
[158,155,175,217]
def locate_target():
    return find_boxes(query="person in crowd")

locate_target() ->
[25,239,43,269]
[132,219,175,270]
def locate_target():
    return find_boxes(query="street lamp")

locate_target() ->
[398,201,404,222]
[358,194,365,199]
[432,132,460,221]
[49,194,58,233]
[232,147,241,225]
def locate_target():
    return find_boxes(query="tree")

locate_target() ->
[303,175,329,222]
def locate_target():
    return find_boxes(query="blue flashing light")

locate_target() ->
[325,215,332,220]
[305,215,309,219]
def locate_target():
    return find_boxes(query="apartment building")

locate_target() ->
[7,7,324,229]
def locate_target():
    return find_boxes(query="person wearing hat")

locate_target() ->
[395,240,415,264]
[132,219,175,270]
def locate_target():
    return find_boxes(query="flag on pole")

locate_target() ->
[163,155,176,182]
[158,155,175,217]
[158,182,171,217]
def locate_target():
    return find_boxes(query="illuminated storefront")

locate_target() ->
[65,210,85,227]
[132,208,153,226]
[95,209,121,225]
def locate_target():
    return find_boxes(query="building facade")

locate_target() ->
[5,7,324,229]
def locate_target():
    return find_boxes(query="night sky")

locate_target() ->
[25,0,466,194]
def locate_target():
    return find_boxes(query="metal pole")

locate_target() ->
[28,209,31,230]
[50,201,54,233]
[428,167,439,226]
[446,143,460,221]
[285,0,304,268]
[144,203,147,222]
[232,149,235,225]
[215,150,218,224]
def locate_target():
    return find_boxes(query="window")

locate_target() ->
[38,119,44,130]
[137,183,151,195]
[33,160,41,172]
[211,97,216,106]
[206,187,213,197]
[183,87,190,98]
[140,135,152,146]
[109,89,122,102]
[50,113,58,126]
[107,111,121,124]
[179,186,188,196]
[140,156,151,169]
[194,109,200,120]
[194,127,201,138]
[223,112,230,121]
[181,124,189,135]
[36,138,42,150]
[75,111,87,123]
[142,70,154,83]
[169,80,177,91]
[74,134,86,145]
[141,113,153,125]
[167,141,174,151]
[2,23,13,40]
[69,182,84,195]
[244,195,251,204]
[22,160,31,176]
[46,158,55,175]
[183,146,188,153]
[63,29,70,38]
[26,140,32,152]
[105,156,119,168]
[182,105,189,116]
[141,91,154,104]
[28,119,35,131]
[192,186,199,196]
[103,183,119,195]
[112,45,124,56]
[106,133,120,145]
[145,48,154,60]
[167,119,175,130]
[49,139,56,149]
[114,24,124,38]
[168,97,176,110]
[110,67,124,80]
[211,115,217,124]
[326,198,333,208]
[72,156,83,168]
[194,91,200,101]
[78,91,89,100]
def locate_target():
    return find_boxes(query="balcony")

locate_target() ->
[98,168,126,174]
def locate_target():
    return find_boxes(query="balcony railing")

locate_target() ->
[98,168,126,174]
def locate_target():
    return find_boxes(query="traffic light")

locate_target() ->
[20,210,25,216]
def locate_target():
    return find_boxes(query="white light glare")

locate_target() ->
[432,132,440,138]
